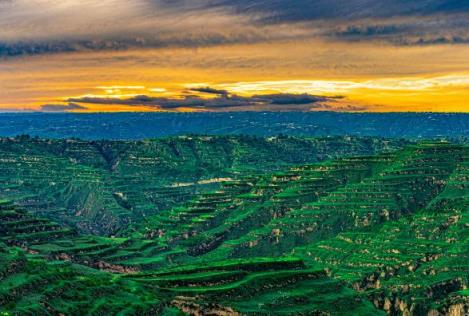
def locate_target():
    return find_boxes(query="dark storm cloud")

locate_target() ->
[189,87,230,96]
[402,36,469,45]
[0,40,140,57]
[0,35,261,57]
[1,0,467,58]
[66,90,336,111]
[260,94,334,105]
[328,14,468,45]
[40,102,87,112]
[334,25,407,38]
[340,105,368,112]
[208,0,469,21]
[155,0,469,47]
[0,42,72,57]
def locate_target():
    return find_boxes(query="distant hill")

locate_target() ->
[0,135,405,235]
[0,112,467,139]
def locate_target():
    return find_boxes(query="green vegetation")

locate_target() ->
[0,136,467,315]
[0,135,405,235]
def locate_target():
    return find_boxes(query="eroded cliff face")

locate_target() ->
[172,297,241,316]
[428,302,469,316]
[370,278,467,315]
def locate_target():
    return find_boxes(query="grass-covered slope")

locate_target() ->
[0,243,165,315]
[126,141,467,314]
[131,257,381,316]
[297,154,469,315]
[0,135,405,235]
[0,140,467,315]
[0,200,379,315]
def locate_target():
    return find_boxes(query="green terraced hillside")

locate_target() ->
[0,135,405,235]
[0,139,468,315]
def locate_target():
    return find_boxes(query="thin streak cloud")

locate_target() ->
[0,0,468,58]
[213,75,469,94]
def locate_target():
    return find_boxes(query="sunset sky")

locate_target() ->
[0,0,468,112]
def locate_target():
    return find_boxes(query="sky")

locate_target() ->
[0,0,468,112]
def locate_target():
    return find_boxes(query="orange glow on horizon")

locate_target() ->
[1,41,468,112]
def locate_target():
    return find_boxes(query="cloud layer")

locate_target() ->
[56,89,338,112]
[40,102,87,112]
[1,0,467,57]
[2,0,468,113]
